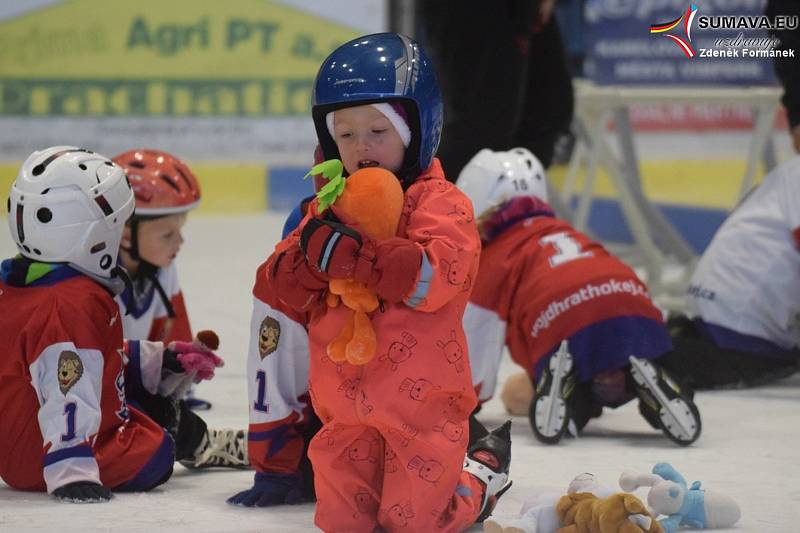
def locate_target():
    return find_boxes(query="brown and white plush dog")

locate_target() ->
[555,492,663,533]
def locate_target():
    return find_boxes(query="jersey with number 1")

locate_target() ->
[465,213,670,400]
[245,260,315,475]
[0,267,170,493]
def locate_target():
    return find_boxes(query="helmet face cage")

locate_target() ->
[311,33,443,180]
[7,146,135,278]
[112,149,201,217]
[456,147,548,218]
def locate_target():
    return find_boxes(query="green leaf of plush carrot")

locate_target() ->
[305,159,345,212]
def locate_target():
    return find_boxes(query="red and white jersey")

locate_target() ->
[0,266,166,493]
[117,262,192,343]
[687,156,800,350]
[246,261,314,474]
[465,203,669,401]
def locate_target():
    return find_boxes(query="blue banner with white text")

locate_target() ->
[585,0,783,85]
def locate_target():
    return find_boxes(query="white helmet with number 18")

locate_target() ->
[456,147,547,219]
[7,146,135,278]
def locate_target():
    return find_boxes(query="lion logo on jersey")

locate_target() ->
[258,316,281,358]
[58,351,84,395]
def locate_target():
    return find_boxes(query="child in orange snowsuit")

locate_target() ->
[266,33,509,532]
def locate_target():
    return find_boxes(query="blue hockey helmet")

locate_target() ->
[312,32,443,183]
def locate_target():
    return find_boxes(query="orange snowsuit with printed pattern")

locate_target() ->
[266,159,483,532]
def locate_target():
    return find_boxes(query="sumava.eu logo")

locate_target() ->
[650,4,699,59]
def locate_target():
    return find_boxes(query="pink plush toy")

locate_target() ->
[169,329,224,381]
[158,330,224,399]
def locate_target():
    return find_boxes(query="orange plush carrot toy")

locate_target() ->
[308,159,404,365]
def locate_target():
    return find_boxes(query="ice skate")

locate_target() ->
[529,341,575,444]
[628,356,701,445]
[181,428,250,469]
[464,420,513,523]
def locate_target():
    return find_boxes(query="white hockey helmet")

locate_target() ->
[456,147,547,218]
[7,146,135,278]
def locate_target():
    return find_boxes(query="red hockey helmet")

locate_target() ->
[112,149,201,217]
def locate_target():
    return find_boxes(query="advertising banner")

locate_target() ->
[585,0,785,86]
[0,0,380,160]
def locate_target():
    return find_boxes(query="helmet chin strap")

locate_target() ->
[69,263,130,299]
[110,265,134,314]
[396,160,420,190]
[135,260,177,318]
[126,216,177,318]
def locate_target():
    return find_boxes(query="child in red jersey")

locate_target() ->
[112,149,247,469]
[113,149,199,358]
[0,147,222,502]
[457,147,702,446]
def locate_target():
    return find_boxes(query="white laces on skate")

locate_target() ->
[191,429,249,468]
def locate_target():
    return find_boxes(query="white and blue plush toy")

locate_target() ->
[619,463,740,532]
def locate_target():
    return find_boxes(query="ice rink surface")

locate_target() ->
[1,213,799,532]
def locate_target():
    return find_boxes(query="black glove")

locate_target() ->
[158,347,191,399]
[135,391,181,439]
[52,481,112,503]
[161,347,183,373]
